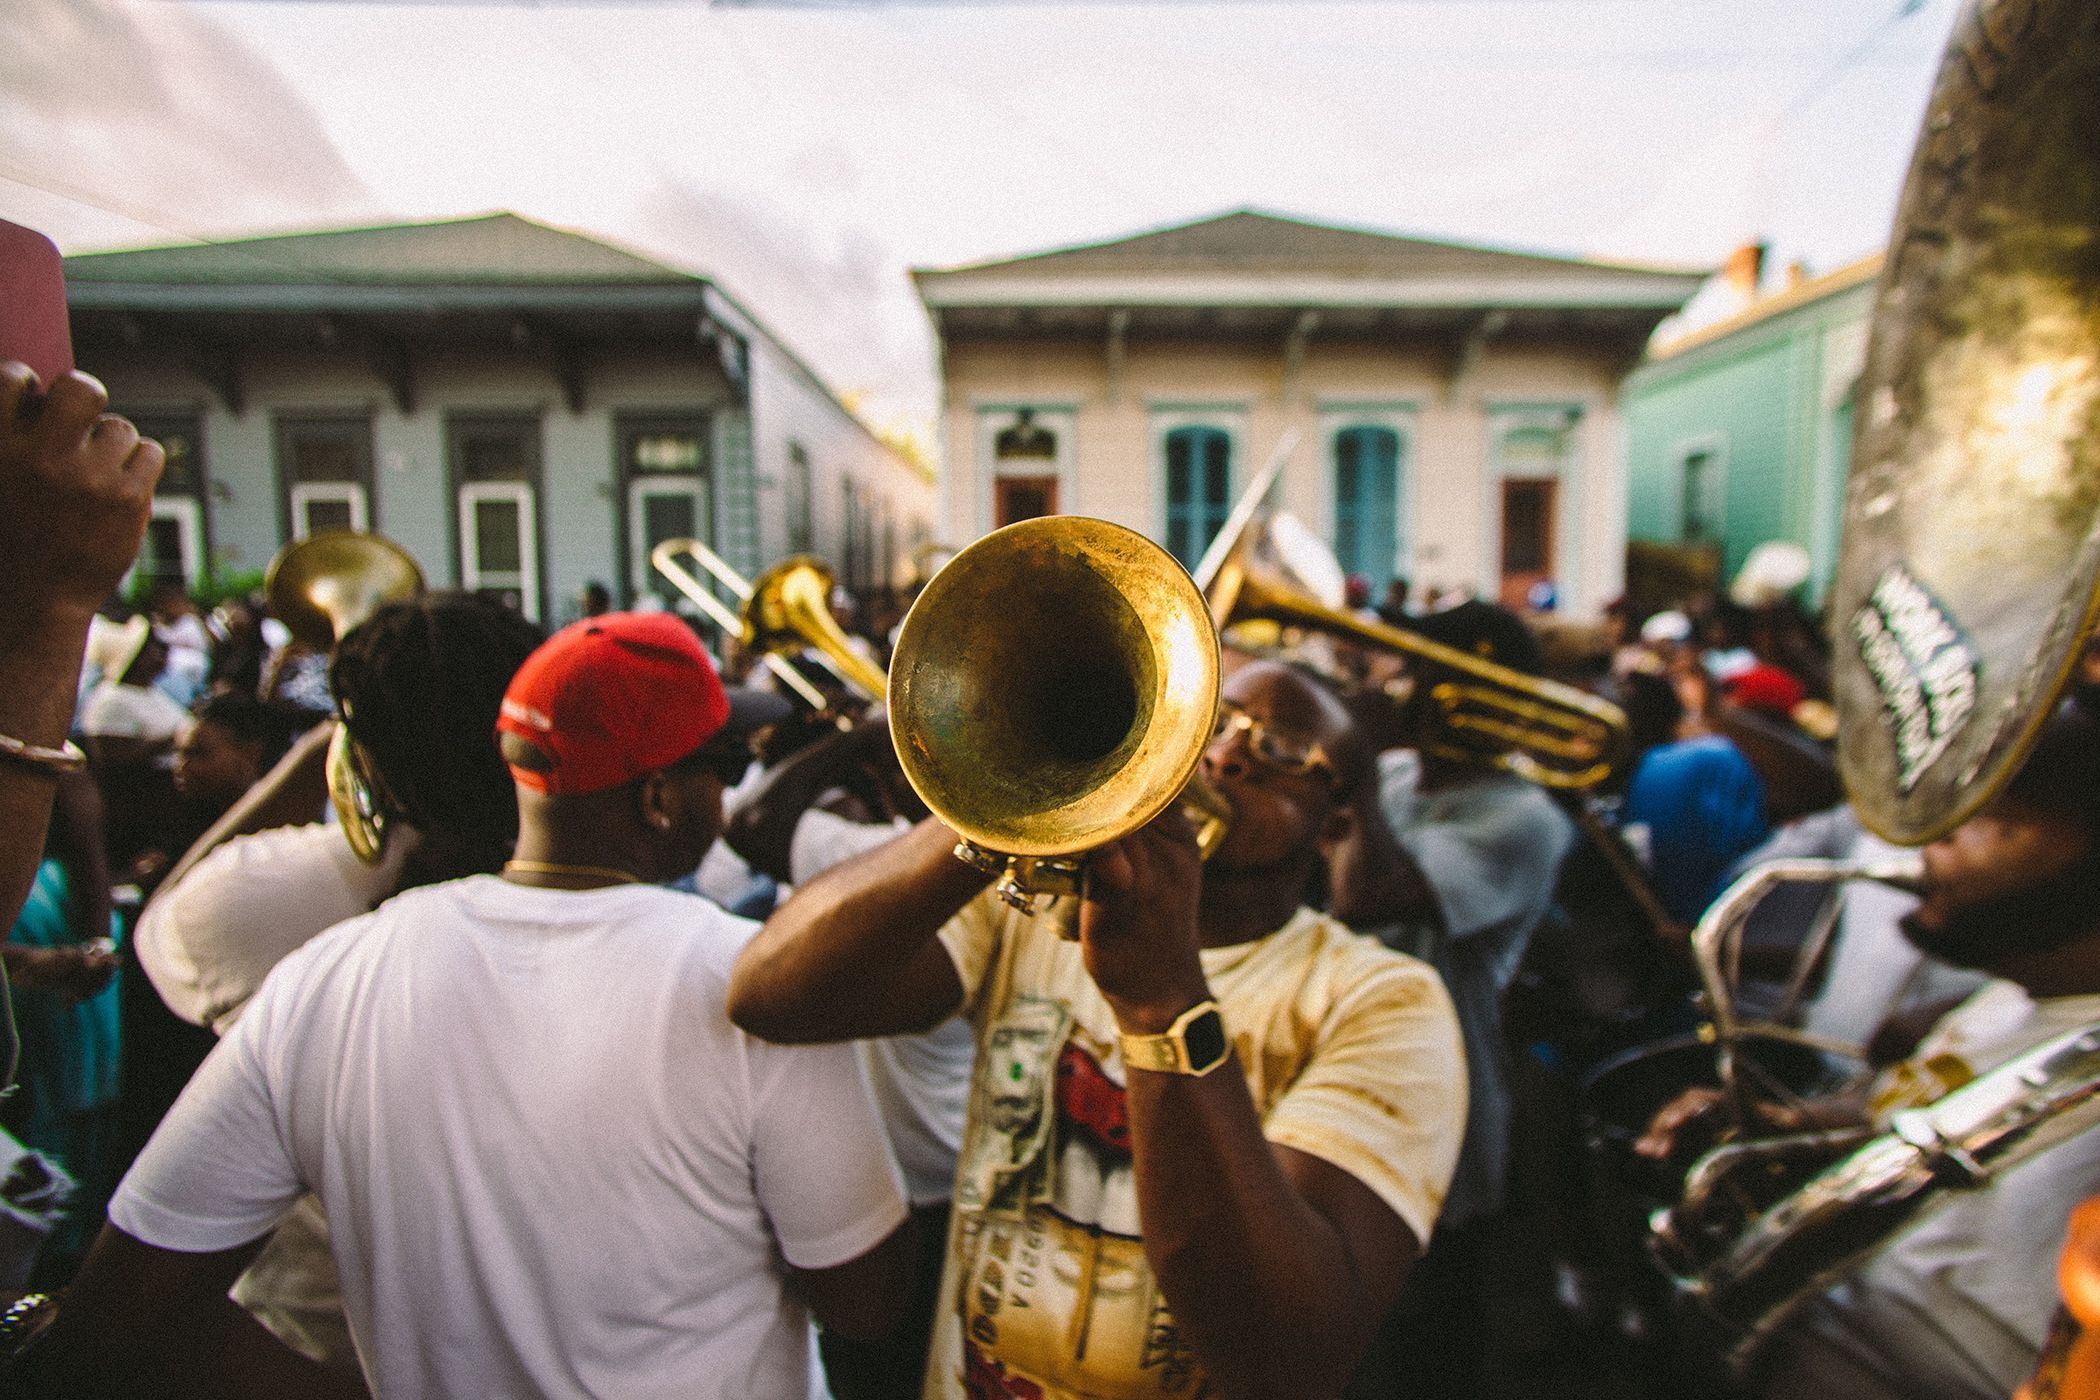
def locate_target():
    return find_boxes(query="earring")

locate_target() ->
[655,813,672,831]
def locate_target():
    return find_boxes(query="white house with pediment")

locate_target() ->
[915,211,1705,617]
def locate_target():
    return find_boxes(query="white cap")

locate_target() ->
[1730,541,1812,608]
[1640,610,1692,644]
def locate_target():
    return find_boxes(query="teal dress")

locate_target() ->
[5,859,121,1277]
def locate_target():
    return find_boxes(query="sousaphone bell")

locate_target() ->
[1648,0,2100,1369]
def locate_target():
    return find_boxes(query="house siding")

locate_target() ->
[1623,269,1879,605]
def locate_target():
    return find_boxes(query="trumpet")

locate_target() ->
[263,530,426,864]
[888,516,1231,913]
[650,540,887,712]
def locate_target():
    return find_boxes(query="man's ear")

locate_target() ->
[634,769,675,833]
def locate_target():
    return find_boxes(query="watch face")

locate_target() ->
[1183,1007,1228,1072]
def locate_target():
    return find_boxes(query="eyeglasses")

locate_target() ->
[1212,702,1333,782]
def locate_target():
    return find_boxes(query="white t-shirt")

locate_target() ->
[136,822,412,1035]
[79,681,188,742]
[791,810,976,1206]
[112,877,908,1400]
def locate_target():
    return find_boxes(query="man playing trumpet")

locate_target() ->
[728,659,1466,1400]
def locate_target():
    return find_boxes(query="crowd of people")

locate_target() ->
[0,359,2095,1400]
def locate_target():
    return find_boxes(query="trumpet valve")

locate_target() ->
[952,839,1006,878]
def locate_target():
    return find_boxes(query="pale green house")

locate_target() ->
[1622,254,1883,607]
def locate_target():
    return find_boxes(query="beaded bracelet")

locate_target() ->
[0,735,85,777]
[0,1292,56,1365]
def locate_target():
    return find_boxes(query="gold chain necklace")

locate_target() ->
[502,860,643,886]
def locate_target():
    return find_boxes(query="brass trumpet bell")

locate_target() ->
[888,517,1223,910]
[264,530,427,865]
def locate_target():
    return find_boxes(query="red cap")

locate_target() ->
[496,612,730,795]
[1724,662,1807,717]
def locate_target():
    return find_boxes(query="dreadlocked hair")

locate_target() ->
[329,592,544,886]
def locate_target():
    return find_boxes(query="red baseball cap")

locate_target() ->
[495,612,786,795]
[1723,662,1807,717]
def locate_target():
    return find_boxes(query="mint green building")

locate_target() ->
[1622,255,1883,607]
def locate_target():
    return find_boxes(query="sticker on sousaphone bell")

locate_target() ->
[1850,564,1979,797]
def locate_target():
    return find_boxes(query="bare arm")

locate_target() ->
[0,1223,367,1399]
[150,720,333,907]
[46,770,111,949]
[727,816,979,1043]
[1323,767,1439,930]
[1633,1080,1873,1163]
[1085,815,1420,1400]
[723,720,892,884]
[785,1212,919,1342]
[0,366,161,936]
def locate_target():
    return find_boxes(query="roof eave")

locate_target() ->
[1646,253,1887,362]
[61,282,714,315]
[917,271,1703,312]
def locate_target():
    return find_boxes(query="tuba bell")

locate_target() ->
[886,516,1231,913]
[1645,0,2100,1368]
[263,530,426,865]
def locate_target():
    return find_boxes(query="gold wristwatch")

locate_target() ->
[1119,1000,1230,1077]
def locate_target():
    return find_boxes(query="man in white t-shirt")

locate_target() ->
[726,718,970,1400]
[730,660,1467,1400]
[13,612,914,1399]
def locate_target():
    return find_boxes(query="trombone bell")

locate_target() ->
[649,540,886,710]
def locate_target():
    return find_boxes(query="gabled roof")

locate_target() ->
[915,210,1707,313]
[929,210,1684,281]
[63,213,697,288]
[56,214,880,438]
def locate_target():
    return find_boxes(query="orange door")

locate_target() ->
[996,475,1058,528]
[1498,477,1557,611]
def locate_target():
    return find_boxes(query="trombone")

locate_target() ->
[649,540,887,713]
[1199,497,1631,790]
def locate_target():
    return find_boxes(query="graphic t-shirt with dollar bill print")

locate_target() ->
[926,895,1465,1400]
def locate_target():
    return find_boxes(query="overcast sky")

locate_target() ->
[2,0,1963,434]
